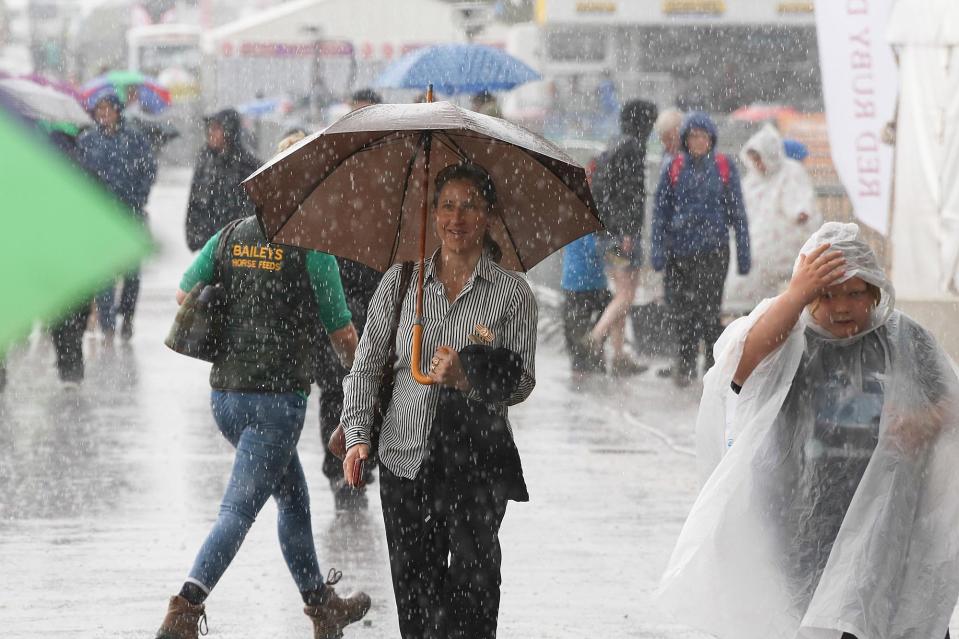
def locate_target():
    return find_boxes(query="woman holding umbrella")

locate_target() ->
[340,162,538,639]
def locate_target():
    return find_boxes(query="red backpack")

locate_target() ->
[668,153,731,187]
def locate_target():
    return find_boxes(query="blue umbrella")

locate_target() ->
[375,43,540,95]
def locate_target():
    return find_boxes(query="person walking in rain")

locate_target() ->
[185,108,261,252]
[77,91,157,341]
[154,214,370,639]
[651,111,750,386]
[658,222,959,639]
[562,231,611,381]
[586,99,658,376]
[48,130,96,385]
[340,163,537,639]
[727,123,820,306]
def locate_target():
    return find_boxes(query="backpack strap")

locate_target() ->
[669,154,685,187]
[715,153,731,185]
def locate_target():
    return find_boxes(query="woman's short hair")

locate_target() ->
[432,162,497,211]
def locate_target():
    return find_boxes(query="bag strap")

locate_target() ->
[385,262,415,361]
[668,154,685,187]
[715,153,731,185]
[669,153,730,187]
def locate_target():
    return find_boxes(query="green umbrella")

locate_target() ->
[0,110,152,355]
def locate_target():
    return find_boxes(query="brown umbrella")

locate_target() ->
[244,98,603,383]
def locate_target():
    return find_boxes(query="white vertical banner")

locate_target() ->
[814,0,898,235]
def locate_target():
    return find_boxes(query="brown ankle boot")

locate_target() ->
[304,586,371,639]
[156,595,207,639]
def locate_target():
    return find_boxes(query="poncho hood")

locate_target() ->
[739,123,785,176]
[796,222,895,342]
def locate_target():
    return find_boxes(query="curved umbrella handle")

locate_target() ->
[410,321,435,385]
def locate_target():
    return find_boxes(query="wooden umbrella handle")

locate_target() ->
[410,322,433,385]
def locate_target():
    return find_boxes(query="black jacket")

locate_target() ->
[185,109,261,251]
[420,345,529,511]
[592,133,649,239]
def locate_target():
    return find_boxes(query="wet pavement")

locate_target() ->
[1,167,728,637]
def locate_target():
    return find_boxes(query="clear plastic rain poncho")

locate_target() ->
[658,223,959,639]
[727,124,821,306]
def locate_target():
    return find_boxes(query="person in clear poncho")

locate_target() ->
[657,222,959,639]
[727,124,821,307]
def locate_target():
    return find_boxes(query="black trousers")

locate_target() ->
[664,248,729,376]
[50,302,92,382]
[316,340,349,481]
[316,300,373,483]
[380,464,508,639]
[563,289,611,373]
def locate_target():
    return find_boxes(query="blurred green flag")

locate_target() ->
[0,110,152,354]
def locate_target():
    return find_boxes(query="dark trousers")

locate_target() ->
[316,302,372,483]
[380,464,508,639]
[95,271,140,333]
[664,248,729,376]
[315,341,350,481]
[563,289,611,373]
[50,302,92,382]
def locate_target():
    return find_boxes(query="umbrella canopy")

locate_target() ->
[81,71,172,114]
[244,101,602,274]
[0,78,92,127]
[0,108,152,354]
[731,103,799,123]
[19,73,83,101]
[374,43,540,95]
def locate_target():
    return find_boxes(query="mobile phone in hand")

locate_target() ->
[350,457,365,487]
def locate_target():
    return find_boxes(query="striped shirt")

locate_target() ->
[341,249,538,479]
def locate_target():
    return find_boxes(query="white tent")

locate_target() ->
[887,0,959,297]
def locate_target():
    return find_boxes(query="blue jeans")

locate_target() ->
[188,391,324,594]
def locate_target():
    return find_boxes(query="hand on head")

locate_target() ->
[788,243,846,307]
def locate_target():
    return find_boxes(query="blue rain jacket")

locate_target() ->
[651,112,750,274]
[78,117,157,213]
[562,233,607,292]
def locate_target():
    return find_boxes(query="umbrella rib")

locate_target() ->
[497,213,528,272]
[388,132,428,266]
[449,131,595,211]
[271,131,413,243]
[432,132,471,163]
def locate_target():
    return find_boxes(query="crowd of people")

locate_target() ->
[562,101,822,388]
[9,80,959,639]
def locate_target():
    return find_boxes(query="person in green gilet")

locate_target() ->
[154,216,370,639]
